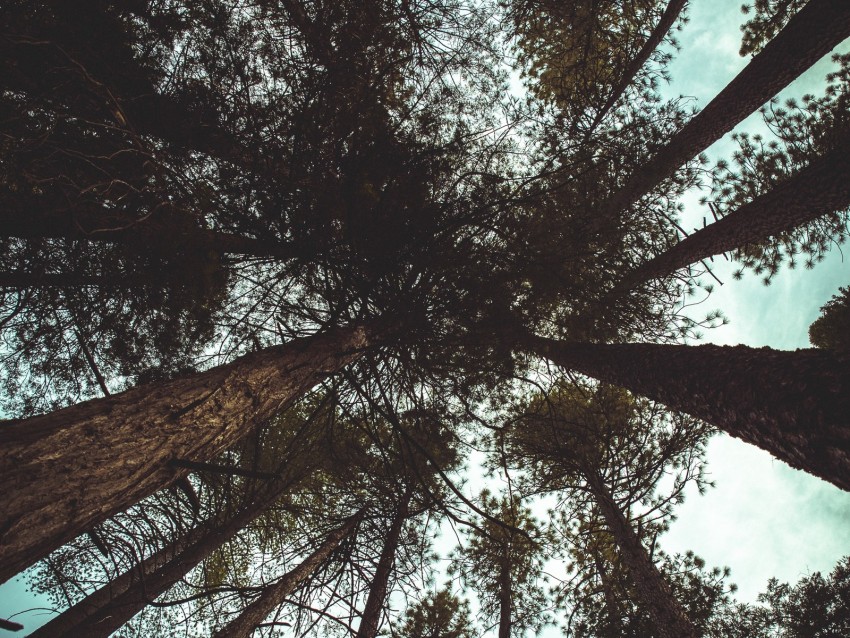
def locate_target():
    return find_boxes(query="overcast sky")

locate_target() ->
[3,1,849,635]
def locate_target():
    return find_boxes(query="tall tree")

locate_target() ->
[615,53,850,289]
[450,491,551,638]
[0,323,373,584]
[593,0,850,223]
[523,334,850,491]
[504,381,709,638]
[613,134,850,289]
[212,509,365,638]
[26,395,338,638]
[355,488,413,638]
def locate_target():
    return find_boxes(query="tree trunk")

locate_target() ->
[0,323,374,585]
[525,335,850,491]
[591,541,624,638]
[27,526,204,638]
[594,0,850,221]
[585,0,688,137]
[27,467,317,638]
[586,473,698,638]
[498,553,512,638]
[212,510,364,638]
[355,490,412,638]
[616,138,850,289]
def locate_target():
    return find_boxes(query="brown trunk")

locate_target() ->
[595,0,850,221]
[585,473,697,638]
[0,324,373,584]
[525,335,850,491]
[27,475,311,638]
[355,490,412,638]
[212,510,364,638]
[617,138,850,289]
[498,553,512,638]
[27,526,204,638]
[585,0,688,136]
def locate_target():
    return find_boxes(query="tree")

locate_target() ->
[593,0,850,224]
[450,491,551,637]
[707,556,850,637]
[810,286,850,352]
[504,381,709,638]
[523,333,850,491]
[391,588,476,638]
[507,0,687,134]
[26,395,340,638]
[356,488,415,638]
[615,52,850,289]
[0,323,373,584]
[212,509,365,638]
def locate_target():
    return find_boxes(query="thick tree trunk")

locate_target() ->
[355,490,412,638]
[585,0,688,136]
[616,139,850,289]
[0,324,373,585]
[586,473,697,638]
[525,335,850,491]
[498,554,512,638]
[212,510,364,638]
[595,0,850,221]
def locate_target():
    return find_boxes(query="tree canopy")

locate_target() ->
[1,0,849,636]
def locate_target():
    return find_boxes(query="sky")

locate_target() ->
[2,0,850,635]
[655,0,850,606]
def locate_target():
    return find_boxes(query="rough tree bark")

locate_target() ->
[585,472,698,638]
[0,324,374,585]
[524,335,850,491]
[615,138,850,289]
[355,490,412,638]
[594,0,850,222]
[212,510,365,638]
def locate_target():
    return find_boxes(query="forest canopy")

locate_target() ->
[1,0,849,636]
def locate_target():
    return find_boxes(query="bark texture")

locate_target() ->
[212,511,364,638]
[355,491,412,638]
[595,0,850,220]
[617,139,850,289]
[586,473,698,638]
[0,324,372,584]
[526,335,850,491]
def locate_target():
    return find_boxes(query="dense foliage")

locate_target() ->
[2,0,849,637]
